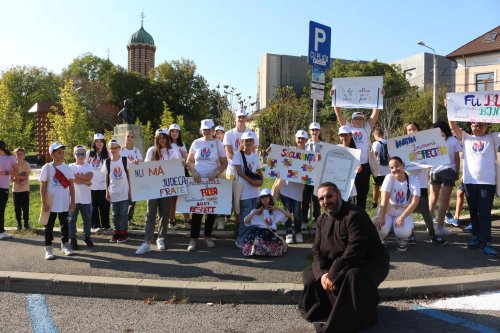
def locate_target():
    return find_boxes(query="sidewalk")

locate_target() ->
[0,219,498,304]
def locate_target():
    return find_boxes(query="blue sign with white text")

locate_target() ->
[308,21,331,68]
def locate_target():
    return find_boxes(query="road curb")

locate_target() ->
[1,271,498,304]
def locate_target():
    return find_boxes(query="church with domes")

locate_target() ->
[127,14,156,77]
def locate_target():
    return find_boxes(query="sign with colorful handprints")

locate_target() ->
[387,128,451,171]
[447,90,500,123]
[264,144,319,185]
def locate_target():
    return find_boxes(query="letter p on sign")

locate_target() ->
[315,28,326,51]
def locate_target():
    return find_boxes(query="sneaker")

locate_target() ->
[44,246,54,260]
[301,222,308,230]
[234,240,242,249]
[0,231,12,240]
[431,235,448,246]
[445,212,454,222]
[445,217,460,228]
[432,216,438,224]
[397,239,408,252]
[135,242,152,255]
[463,223,472,233]
[467,236,480,249]
[479,243,498,257]
[216,218,225,230]
[285,234,294,244]
[168,219,177,229]
[16,225,22,231]
[407,232,417,245]
[156,238,166,251]
[205,238,215,248]
[117,231,128,243]
[24,224,31,231]
[110,231,120,243]
[295,233,304,243]
[187,239,197,251]
[84,237,94,248]
[61,243,74,256]
[70,238,80,251]
[435,226,452,236]
[128,219,136,227]
[92,227,102,234]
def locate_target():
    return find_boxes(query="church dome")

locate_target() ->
[129,26,155,45]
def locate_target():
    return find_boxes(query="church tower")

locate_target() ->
[127,13,156,77]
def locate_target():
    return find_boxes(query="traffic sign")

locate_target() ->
[308,21,331,68]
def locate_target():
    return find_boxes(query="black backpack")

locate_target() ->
[378,141,389,166]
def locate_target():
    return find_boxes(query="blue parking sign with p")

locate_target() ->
[308,21,331,68]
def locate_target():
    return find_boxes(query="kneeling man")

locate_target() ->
[299,182,389,332]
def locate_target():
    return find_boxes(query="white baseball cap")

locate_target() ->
[73,145,86,153]
[339,125,352,135]
[309,122,321,130]
[259,188,272,197]
[241,132,254,141]
[200,119,215,130]
[235,110,247,117]
[107,139,121,148]
[295,130,309,139]
[93,133,104,141]
[169,124,181,131]
[156,128,169,136]
[351,112,365,120]
[215,125,225,132]
[49,142,65,154]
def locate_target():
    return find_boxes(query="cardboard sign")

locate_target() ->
[332,76,384,109]
[176,177,232,215]
[264,144,319,185]
[387,128,451,171]
[447,91,500,123]
[312,143,360,201]
[128,159,188,201]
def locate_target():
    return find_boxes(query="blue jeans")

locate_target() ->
[280,194,301,235]
[111,200,129,232]
[464,184,495,245]
[237,197,259,244]
[69,203,92,239]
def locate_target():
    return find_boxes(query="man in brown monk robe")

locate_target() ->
[299,182,389,333]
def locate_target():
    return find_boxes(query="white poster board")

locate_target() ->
[176,178,232,215]
[264,144,319,185]
[312,143,360,201]
[128,160,188,201]
[447,91,500,123]
[387,128,451,171]
[332,76,384,109]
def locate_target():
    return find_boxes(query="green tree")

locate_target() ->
[159,102,175,128]
[48,79,92,161]
[176,114,195,147]
[135,118,154,150]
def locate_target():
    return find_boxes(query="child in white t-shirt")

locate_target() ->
[376,156,420,252]
[120,130,142,227]
[69,145,94,249]
[102,140,130,243]
[39,143,75,260]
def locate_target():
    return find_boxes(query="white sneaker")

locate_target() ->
[136,242,152,255]
[285,234,294,244]
[205,238,215,248]
[0,231,12,240]
[60,243,74,256]
[187,239,197,251]
[301,223,308,230]
[216,218,225,230]
[295,233,304,243]
[435,226,453,236]
[44,246,54,260]
[156,238,166,251]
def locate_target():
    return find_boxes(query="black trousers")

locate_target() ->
[354,163,371,210]
[0,188,8,233]
[190,214,215,239]
[91,190,110,229]
[13,191,30,227]
[302,184,321,224]
[45,212,69,246]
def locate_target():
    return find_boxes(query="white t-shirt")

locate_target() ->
[232,151,262,200]
[145,146,180,162]
[245,208,287,230]
[462,132,500,185]
[39,163,75,213]
[280,180,304,202]
[305,140,324,153]
[349,122,372,164]
[69,162,92,204]
[431,136,462,174]
[101,158,129,202]
[371,139,390,176]
[407,167,430,189]
[121,146,143,162]
[86,151,106,191]
[171,142,188,160]
[189,138,226,177]
[223,128,259,175]
[381,173,420,206]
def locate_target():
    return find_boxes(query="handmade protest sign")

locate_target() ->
[387,128,450,171]
[128,159,187,201]
[447,91,500,123]
[176,177,232,215]
[311,143,360,201]
[332,76,384,109]
[264,144,319,185]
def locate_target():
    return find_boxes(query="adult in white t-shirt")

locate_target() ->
[334,105,381,210]
[120,130,143,227]
[449,119,499,257]
[376,156,420,252]
[168,123,190,227]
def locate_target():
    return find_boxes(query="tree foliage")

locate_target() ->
[159,102,175,129]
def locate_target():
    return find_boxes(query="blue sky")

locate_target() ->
[1,0,499,110]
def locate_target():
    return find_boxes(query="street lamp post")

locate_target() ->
[417,41,437,123]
